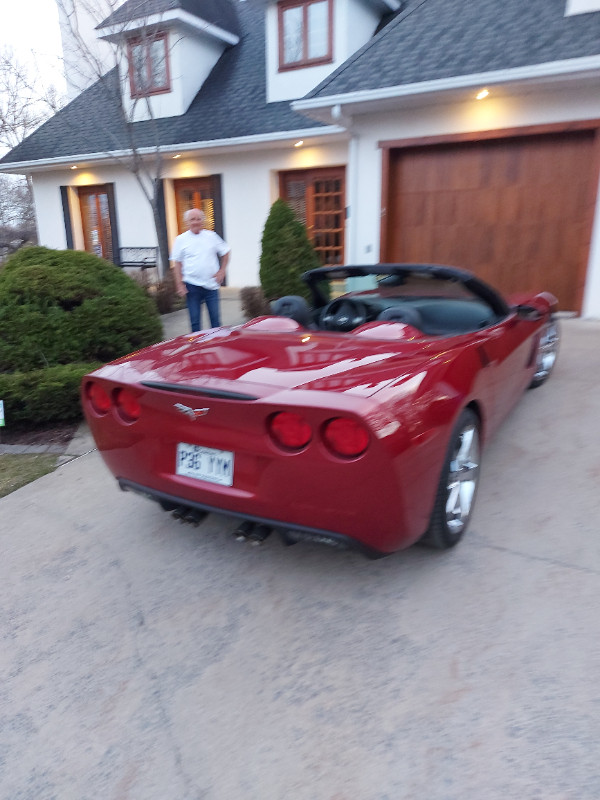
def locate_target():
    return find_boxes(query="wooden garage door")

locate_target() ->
[383,131,597,311]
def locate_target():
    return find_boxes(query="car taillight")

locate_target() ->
[323,417,369,458]
[114,388,141,423]
[86,382,111,415]
[268,411,312,450]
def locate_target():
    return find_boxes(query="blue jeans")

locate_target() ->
[185,283,221,332]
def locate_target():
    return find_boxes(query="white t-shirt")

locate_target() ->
[170,229,231,289]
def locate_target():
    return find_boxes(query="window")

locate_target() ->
[78,185,116,262]
[174,176,224,237]
[280,167,345,265]
[278,0,332,70]
[128,32,170,97]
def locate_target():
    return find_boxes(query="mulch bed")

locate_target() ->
[0,422,79,449]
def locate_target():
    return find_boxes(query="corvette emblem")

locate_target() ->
[174,403,210,420]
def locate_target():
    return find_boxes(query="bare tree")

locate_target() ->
[0,47,62,151]
[56,0,175,275]
[0,47,64,258]
[0,172,37,261]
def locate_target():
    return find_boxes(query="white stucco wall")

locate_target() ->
[171,29,226,115]
[582,176,600,319]
[565,0,600,14]
[163,140,349,286]
[31,139,349,288]
[32,166,157,252]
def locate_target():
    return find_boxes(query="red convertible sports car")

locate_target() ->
[82,264,559,558]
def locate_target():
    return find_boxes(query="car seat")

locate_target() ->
[271,295,314,328]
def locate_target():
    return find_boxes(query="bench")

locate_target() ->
[119,247,158,270]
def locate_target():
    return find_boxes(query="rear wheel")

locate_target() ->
[529,317,560,389]
[421,409,481,549]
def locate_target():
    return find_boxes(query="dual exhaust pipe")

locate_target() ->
[232,520,272,546]
[171,505,273,546]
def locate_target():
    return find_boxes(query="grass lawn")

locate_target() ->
[0,453,59,498]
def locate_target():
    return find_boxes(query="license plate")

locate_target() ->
[176,443,234,486]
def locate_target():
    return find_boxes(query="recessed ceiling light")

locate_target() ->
[294,140,304,148]
[476,88,490,100]
[70,165,78,169]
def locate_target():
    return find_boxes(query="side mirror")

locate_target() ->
[511,291,558,318]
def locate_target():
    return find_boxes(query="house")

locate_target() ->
[1,0,600,316]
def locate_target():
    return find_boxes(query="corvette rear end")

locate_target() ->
[82,263,559,558]
[82,325,451,556]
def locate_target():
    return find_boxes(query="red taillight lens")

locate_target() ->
[268,411,312,450]
[114,388,141,423]
[323,417,369,458]
[86,382,111,415]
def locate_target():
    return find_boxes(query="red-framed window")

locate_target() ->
[78,184,115,262]
[127,32,170,98]
[278,0,333,71]
[280,166,345,265]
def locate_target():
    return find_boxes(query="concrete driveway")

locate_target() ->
[1,318,599,800]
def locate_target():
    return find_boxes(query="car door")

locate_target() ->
[478,313,534,435]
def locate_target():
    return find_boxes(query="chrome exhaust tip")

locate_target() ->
[233,520,255,541]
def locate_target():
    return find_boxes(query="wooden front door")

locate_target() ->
[78,185,114,261]
[280,166,346,265]
[382,130,598,312]
[174,176,224,237]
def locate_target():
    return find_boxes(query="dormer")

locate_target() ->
[565,0,600,14]
[96,0,240,122]
[265,0,401,103]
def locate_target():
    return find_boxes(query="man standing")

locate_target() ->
[171,208,231,331]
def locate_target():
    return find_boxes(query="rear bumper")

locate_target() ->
[118,477,387,559]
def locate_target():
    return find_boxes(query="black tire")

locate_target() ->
[420,408,481,549]
[529,317,560,389]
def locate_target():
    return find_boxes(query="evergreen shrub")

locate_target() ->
[259,200,318,302]
[0,363,100,426]
[0,247,162,373]
[0,247,162,426]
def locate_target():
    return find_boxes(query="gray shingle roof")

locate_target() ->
[0,1,325,166]
[98,0,240,37]
[2,0,599,168]
[305,0,600,99]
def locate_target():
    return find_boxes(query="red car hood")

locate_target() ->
[97,326,439,399]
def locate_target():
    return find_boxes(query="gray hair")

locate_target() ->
[184,208,205,222]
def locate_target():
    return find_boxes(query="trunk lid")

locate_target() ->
[99,326,437,399]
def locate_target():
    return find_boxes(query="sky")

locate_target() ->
[1,0,66,93]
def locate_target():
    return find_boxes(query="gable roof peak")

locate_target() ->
[97,0,241,39]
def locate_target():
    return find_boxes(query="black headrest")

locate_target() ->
[271,295,312,327]
[377,305,422,328]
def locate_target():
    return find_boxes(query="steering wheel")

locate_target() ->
[320,298,368,331]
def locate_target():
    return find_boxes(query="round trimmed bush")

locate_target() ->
[0,246,162,372]
[0,247,163,426]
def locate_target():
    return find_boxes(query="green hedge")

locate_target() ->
[0,246,163,427]
[0,363,100,426]
[0,247,162,372]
